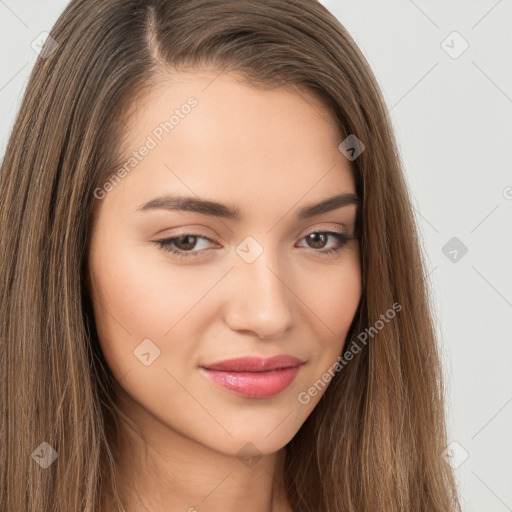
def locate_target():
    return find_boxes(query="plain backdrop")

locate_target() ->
[1,1,511,510]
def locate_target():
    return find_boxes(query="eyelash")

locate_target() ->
[154,231,355,260]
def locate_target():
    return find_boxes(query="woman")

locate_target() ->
[0,0,461,510]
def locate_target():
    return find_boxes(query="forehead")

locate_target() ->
[105,69,356,218]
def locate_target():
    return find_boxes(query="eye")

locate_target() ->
[154,234,216,259]
[296,231,354,257]
[154,230,356,260]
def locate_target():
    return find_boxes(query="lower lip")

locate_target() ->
[200,365,302,399]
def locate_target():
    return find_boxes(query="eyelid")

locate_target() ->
[152,224,218,238]
[156,222,352,243]
[299,223,351,238]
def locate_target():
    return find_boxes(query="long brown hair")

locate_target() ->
[0,0,461,510]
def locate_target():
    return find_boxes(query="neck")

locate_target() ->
[103,393,293,512]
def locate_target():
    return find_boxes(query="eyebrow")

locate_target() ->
[136,192,360,220]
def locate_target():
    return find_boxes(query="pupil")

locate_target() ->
[308,233,326,249]
[177,235,196,250]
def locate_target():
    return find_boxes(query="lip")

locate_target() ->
[202,355,304,372]
[200,355,304,399]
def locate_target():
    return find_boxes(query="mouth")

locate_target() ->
[199,355,304,399]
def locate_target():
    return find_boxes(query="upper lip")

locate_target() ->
[201,355,304,372]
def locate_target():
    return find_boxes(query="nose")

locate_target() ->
[223,245,294,340]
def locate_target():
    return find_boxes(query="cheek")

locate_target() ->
[301,250,362,372]
[87,236,166,374]
[88,237,221,381]
[89,239,203,337]
[292,253,361,410]
[306,250,362,337]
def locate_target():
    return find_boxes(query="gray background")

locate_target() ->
[1,1,511,510]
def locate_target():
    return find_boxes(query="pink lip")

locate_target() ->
[200,355,304,399]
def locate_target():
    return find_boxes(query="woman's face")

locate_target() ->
[88,70,362,457]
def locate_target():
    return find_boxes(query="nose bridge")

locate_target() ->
[226,236,294,337]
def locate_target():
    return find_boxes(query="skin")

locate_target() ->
[87,69,362,512]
